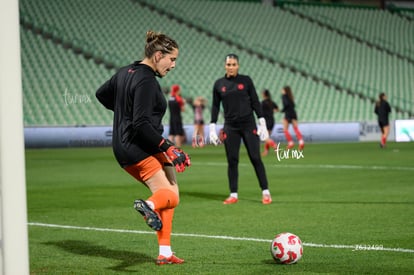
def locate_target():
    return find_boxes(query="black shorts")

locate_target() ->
[266,120,274,132]
[378,120,389,129]
[194,119,204,126]
[284,116,297,123]
[169,122,184,135]
[284,111,298,123]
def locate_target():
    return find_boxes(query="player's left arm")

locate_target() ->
[246,76,268,140]
[246,76,263,118]
[96,76,116,111]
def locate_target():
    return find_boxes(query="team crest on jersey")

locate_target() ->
[238,83,244,90]
[221,86,227,92]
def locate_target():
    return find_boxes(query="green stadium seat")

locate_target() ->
[19,0,413,126]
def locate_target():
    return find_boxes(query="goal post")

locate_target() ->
[0,0,30,274]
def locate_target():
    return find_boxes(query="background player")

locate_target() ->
[96,30,190,265]
[261,89,279,156]
[190,96,207,147]
[168,84,186,147]
[374,92,392,148]
[281,86,304,150]
[209,54,272,205]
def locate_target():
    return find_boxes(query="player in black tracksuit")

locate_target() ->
[210,54,272,205]
[374,92,391,148]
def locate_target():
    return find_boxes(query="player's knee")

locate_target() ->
[250,156,263,166]
[227,156,239,167]
[161,188,179,208]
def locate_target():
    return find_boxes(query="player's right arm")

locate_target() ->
[130,78,166,148]
[210,81,221,124]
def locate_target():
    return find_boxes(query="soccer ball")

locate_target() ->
[270,232,303,264]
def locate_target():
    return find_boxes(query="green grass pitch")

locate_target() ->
[26,142,414,274]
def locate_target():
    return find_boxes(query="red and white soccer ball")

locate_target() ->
[270,232,303,264]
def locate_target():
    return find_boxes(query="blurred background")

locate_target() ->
[19,0,413,128]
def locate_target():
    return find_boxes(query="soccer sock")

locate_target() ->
[145,200,155,210]
[159,245,172,258]
[147,189,179,210]
[264,141,270,151]
[157,208,174,255]
[262,189,270,196]
[284,130,293,142]
[381,135,386,145]
[268,139,276,149]
[230,192,238,199]
[293,126,303,141]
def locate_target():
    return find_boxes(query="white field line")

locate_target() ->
[28,222,414,254]
[199,162,414,171]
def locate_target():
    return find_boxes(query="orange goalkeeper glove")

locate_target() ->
[159,139,191,172]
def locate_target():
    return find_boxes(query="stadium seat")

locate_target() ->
[19,0,413,126]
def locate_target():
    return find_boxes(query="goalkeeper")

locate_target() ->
[209,53,272,205]
[96,31,190,265]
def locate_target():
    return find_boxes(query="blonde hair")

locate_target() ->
[144,30,179,58]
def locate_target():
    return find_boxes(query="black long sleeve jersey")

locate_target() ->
[281,94,297,119]
[211,74,263,124]
[96,61,166,167]
[168,96,183,124]
[261,99,278,123]
[374,100,391,124]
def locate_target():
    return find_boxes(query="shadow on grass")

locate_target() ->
[180,191,268,204]
[179,191,224,201]
[275,200,414,205]
[44,240,153,272]
[178,191,413,205]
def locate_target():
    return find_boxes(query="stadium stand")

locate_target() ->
[282,2,414,61]
[19,0,413,126]
[138,0,413,116]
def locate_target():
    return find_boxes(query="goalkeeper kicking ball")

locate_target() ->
[270,232,303,264]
